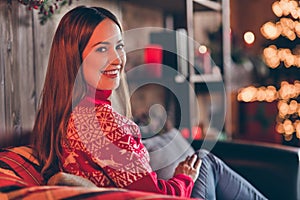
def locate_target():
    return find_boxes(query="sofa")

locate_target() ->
[1,130,299,200]
[0,130,198,200]
[191,139,300,200]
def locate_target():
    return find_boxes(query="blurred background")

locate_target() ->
[1,0,299,146]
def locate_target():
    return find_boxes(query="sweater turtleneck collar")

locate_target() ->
[84,85,112,105]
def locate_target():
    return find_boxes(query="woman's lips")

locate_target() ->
[101,69,120,78]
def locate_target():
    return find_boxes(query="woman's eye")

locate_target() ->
[116,44,125,50]
[96,47,107,52]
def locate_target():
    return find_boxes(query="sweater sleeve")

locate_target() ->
[126,172,194,197]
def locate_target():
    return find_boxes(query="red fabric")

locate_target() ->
[0,185,199,200]
[0,147,43,187]
[82,85,112,106]
[127,172,193,197]
[0,172,28,190]
[61,92,194,197]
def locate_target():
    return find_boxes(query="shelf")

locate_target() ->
[120,0,221,13]
[193,0,221,11]
[190,74,223,83]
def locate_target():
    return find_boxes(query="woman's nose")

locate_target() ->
[110,50,123,65]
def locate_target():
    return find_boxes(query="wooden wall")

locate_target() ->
[0,0,164,136]
[0,0,37,135]
[0,0,122,135]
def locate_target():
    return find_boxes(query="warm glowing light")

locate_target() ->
[278,81,300,100]
[283,119,295,135]
[284,134,293,141]
[238,85,280,102]
[198,45,207,54]
[278,100,289,117]
[243,31,255,45]
[249,0,300,141]
[237,86,257,102]
[261,22,280,40]
[257,87,267,101]
[278,99,300,117]
[289,100,298,113]
[265,86,278,102]
[295,120,300,138]
[280,17,297,40]
[276,123,285,133]
[273,0,300,19]
[295,22,300,37]
[238,80,300,139]
[272,1,283,17]
[263,45,300,68]
[261,16,300,41]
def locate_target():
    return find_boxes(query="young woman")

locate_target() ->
[32,6,267,200]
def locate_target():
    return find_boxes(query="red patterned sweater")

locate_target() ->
[60,88,194,197]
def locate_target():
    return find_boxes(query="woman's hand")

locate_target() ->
[173,154,202,182]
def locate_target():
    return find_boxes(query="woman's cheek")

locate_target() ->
[83,64,98,88]
[82,58,108,88]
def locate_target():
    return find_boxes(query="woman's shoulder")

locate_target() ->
[68,102,140,138]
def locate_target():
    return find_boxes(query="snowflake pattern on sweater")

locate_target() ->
[61,103,152,188]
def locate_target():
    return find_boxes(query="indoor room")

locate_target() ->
[0,0,299,199]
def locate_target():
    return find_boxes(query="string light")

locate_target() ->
[260,0,300,74]
[238,81,300,102]
[261,18,300,41]
[237,85,278,102]
[238,81,300,139]
[272,0,300,19]
[263,45,300,69]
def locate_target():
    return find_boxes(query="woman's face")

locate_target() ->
[82,19,126,90]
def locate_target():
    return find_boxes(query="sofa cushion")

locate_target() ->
[142,128,195,180]
[0,171,28,192]
[0,146,43,191]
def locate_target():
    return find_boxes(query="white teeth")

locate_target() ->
[102,69,119,75]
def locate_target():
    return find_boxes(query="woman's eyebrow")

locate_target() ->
[92,41,110,47]
[92,39,123,47]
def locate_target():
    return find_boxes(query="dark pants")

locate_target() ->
[191,150,268,200]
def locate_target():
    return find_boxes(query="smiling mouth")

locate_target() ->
[101,69,120,78]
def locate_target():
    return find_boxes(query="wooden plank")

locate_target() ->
[0,0,7,133]
[3,0,15,132]
[8,0,22,134]
[193,0,221,11]
[17,3,36,130]
[0,0,22,135]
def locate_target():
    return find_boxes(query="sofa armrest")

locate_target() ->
[191,139,300,200]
